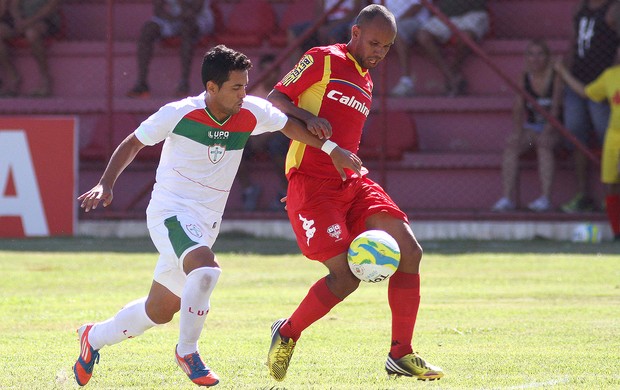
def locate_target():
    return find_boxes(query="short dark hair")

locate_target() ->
[201,45,252,87]
[354,4,395,28]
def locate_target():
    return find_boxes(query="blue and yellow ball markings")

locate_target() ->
[348,239,400,271]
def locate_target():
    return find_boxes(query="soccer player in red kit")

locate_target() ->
[266,4,444,382]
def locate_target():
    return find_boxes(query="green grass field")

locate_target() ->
[1,236,619,389]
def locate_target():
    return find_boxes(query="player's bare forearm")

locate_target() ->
[78,134,145,212]
[267,90,303,117]
[280,117,330,146]
[99,134,145,187]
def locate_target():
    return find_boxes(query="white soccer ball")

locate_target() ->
[571,223,601,243]
[347,230,401,283]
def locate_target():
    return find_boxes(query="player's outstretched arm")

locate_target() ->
[78,133,145,212]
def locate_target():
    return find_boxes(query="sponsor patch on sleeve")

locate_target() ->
[281,54,315,86]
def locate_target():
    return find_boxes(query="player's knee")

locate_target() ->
[400,238,423,268]
[146,305,177,324]
[344,274,361,292]
[145,297,179,324]
[327,271,360,297]
[187,266,222,293]
[411,241,423,264]
[183,247,218,274]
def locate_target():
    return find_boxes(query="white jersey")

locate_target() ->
[134,93,288,226]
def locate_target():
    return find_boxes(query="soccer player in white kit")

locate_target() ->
[73,44,362,387]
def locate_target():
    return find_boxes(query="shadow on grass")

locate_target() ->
[0,234,617,255]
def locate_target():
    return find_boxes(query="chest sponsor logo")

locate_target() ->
[327,90,370,117]
[208,144,226,163]
[208,130,229,140]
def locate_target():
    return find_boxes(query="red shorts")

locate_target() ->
[286,174,408,261]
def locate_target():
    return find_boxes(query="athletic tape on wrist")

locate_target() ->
[321,140,338,155]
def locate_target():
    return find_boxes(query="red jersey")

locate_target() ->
[275,43,372,179]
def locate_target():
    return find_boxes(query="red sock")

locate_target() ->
[280,277,342,341]
[388,271,420,359]
[606,194,620,236]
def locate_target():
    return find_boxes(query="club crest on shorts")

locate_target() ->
[327,224,342,240]
[208,144,226,163]
[186,223,203,238]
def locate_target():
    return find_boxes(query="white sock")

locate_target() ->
[176,267,221,356]
[88,297,157,350]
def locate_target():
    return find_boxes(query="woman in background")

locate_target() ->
[492,39,563,212]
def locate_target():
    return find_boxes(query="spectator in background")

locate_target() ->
[127,0,215,98]
[237,54,289,211]
[287,0,364,64]
[555,59,620,241]
[559,0,620,213]
[415,0,489,96]
[492,39,563,212]
[0,0,62,97]
[387,0,431,97]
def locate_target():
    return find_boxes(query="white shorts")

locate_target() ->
[421,10,489,44]
[149,212,221,297]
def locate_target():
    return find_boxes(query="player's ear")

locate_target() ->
[206,80,218,95]
[351,24,360,40]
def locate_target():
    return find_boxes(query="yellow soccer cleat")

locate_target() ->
[267,318,296,381]
[385,352,444,381]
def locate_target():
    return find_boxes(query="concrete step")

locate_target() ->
[78,150,606,219]
[367,152,604,212]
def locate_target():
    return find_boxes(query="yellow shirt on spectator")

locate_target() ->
[585,65,620,183]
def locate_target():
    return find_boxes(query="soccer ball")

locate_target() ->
[347,230,401,283]
[571,223,601,243]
